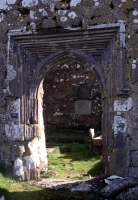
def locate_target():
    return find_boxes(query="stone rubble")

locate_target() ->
[101,176,138,199]
[70,182,93,192]
[29,175,138,199]
[115,186,138,200]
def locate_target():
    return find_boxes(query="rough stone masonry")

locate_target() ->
[0,0,137,181]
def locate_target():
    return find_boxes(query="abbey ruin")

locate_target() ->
[0,0,138,181]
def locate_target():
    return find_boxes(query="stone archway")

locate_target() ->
[31,50,106,136]
[6,23,129,180]
[12,50,106,181]
[31,50,105,90]
[34,51,105,132]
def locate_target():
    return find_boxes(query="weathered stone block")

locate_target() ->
[93,135,103,147]
[42,18,56,29]
[110,148,130,176]
[115,186,138,200]
[130,129,138,150]
[11,145,25,157]
[1,144,11,155]
[101,178,137,198]
[129,167,138,178]
[130,151,138,167]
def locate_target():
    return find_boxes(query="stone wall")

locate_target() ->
[43,60,102,130]
[0,0,137,180]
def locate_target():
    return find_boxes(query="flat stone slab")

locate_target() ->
[74,101,92,115]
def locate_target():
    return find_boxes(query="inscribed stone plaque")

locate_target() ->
[75,101,92,115]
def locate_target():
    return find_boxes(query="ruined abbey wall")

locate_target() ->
[43,61,102,130]
[0,0,137,180]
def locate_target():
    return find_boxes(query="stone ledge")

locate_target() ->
[93,135,103,147]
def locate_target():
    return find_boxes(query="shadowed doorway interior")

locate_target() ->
[42,59,102,149]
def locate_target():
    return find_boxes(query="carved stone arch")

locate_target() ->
[12,49,107,182]
[28,51,106,139]
[31,50,106,93]
[30,50,106,154]
[7,23,133,181]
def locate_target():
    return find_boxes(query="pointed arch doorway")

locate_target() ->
[42,58,102,132]
[28,50,106,177]
[7,23,127,180]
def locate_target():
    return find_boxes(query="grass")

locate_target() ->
[46,128,101,147]
[44,143,103,180]
[0,131,103,200]
[46,129,89,137]
[46,129,90,146]
[0,157,103,200]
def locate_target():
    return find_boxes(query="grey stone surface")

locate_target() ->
[129,167,138,178]
[0,196,4,200]
[74,101,92,115]
[115,186,138,200]
[101,178,137,198]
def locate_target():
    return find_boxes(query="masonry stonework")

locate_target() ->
[0,0,137,180]
[43,60,102,130]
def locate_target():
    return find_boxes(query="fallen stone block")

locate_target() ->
[101,178,137,198]
[115,186,138,200]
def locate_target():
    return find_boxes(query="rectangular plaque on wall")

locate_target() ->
[10,113,18,118]
[74,85,92,99]
[75,101,92,115]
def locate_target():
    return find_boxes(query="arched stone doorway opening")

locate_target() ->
[6,23,128,180]
[42,57,102,134]
[33,50,105,168]
[12,50,105,181]
[33,51,105,132]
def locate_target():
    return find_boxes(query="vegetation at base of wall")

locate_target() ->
[46,128,101,147]
[0,131,103,200]
[0,175,102,200]
[0,145,103,200]
[46,128,90,139]
[45,127,101,139]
